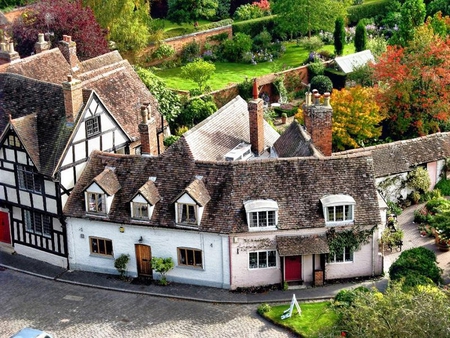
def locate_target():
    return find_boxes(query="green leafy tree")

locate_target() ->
[221,32,252,62]
[150,256,174,285]
[334,283,450,337]
[181,58,216,93]
[134,66,182,126]
[333,17,345,56]
[83,0,151,51]
[354,20,367,52]
[167,0,218,23]
[177,96,217,127]
[272,0,346,39]
[391,0,426,46]
[427,0,450,16]
[331,86,386,151]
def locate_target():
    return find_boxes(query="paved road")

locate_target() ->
[0,269,296,338]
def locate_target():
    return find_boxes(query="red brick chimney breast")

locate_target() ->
[62,75,83,123]
[248,98,265,156]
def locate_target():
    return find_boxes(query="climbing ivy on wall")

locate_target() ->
[326,225,376,258]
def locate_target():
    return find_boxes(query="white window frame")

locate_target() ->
[24,210,52,238]
[178,247,203,268]
[329,245,354,263]
[321,195,355,226]
[248,250,277,269]
[8,134,21,148]
[86,192,105,214]
[244,200,278,231]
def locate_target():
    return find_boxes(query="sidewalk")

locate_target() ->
[1,204,448,304]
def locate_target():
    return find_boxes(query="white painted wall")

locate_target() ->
[13,243,67,268]
[66,218,230,289]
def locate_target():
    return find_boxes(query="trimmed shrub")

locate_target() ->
[347,0,391,26]
[334,17,346,56]
[435,178,450,196]
[232,16,276,39]
[389,247,443,287]
[354,20,367,52]
[221,32,252,62]
[310,75,333,94]
[308,59,325,77]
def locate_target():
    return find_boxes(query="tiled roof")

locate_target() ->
[182,178,211,206]
[64,148,382,234]
[134,180,161,205]
[91,168,121,196]
[0,73,72,176]
[273,121,320,158]
[183,96,280,161]
[277,235,330,255]
[334,132,450,177]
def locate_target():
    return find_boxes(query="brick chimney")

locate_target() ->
[303,91,333,156]
[138,104,158,156]
[0,41,20,63]
[35,33,50,54]
[58,35,80,71]
[62,75,83,123]
[248,78,265,156]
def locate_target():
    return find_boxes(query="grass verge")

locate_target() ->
[261,301,338,337]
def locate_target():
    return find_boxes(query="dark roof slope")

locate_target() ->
[334,132,450,177]
[273,121,320,158]
[64,145,381,234]
[0,73,72,176]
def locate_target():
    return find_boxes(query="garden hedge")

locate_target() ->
[232,16,276,39]
[347,0,390,26]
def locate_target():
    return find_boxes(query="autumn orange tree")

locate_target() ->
[331,86,386,151]
[372,23,450,140]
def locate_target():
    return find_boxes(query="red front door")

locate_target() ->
[0,211,11,244]
[285,256,302,281]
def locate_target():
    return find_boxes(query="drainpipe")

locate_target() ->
[228,236,233,289]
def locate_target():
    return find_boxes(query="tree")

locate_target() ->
[114,254,130,280]
[372,25,450,140]
[333,17,345,56]
[334,283,450,337]
[181,58,216,93]
[83,0,151,51]
[272,0,346,39]
[309,75,333,94]
[150,256,174,285]
[177,96,217,127]
[134,66,182,127]
[354,20,367,52]
[167,0,218,24]
[10,0,109,60]
[331,86,385,151]
[392,0,426,46]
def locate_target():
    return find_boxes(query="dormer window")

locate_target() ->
[244,199,278,231]
[130,178,159,221]
[321,194,355,226]
[132,202,149,219]
[84,167,121,216]
[173,177,211,228]
[87,192,105,214]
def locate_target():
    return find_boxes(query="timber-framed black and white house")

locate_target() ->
[0,35,164,267]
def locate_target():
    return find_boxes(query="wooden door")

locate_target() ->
[284,256,302,281]
[135,244,152,277]
[0,211,11,244]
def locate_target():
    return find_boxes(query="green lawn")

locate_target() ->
[262,301,338,337]
[153,43,355,91]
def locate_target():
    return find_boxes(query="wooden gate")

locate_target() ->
[135,244,152,277]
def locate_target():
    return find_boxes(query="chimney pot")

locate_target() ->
[9,42,15,53]
[314,93,321,105]
[324,92,331,107]
[252,78,258,100]
[38,33,45,43]
[0,42,5,52]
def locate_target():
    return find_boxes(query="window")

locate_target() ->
[178,248,203,268]
[8,135,21,148]
[244,200,278,231]
[321,195,355,225]
[329,246,354,263]
[86,116,100,137]
[132,202,149,219]
[249,250,277,269]
[17,165,42,193]
[250,210,276,228]
[326,205,353,222]
[87,192,105,214]
[24,210,51,237]
[90,237,113,256]
[177,203,197,225]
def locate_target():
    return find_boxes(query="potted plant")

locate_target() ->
[429,211,450,251]
[281,112,287,124]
